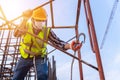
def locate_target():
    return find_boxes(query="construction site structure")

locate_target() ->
[0,0,105,80]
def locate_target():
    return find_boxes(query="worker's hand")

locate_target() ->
[22,9,33,18]
[14,26,28,37]
[70,40,82,51]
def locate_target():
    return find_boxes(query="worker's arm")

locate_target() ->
[14,18,28,37]
[48,30,69,50]
[48,30,82,51]
[64,43,70,49]
[14,9,32,37]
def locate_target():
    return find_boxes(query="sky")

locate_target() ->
[0,0,120,80]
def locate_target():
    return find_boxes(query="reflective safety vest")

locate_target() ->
[19,22,50,58]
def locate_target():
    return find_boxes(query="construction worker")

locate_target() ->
[12,7,81,80]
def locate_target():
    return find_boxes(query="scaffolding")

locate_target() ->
[0,0,105,80]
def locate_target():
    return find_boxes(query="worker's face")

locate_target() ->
[33,20,46,30]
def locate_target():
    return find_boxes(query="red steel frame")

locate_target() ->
[0,0,105,80]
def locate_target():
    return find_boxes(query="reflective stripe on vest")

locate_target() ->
[19,22,50,58]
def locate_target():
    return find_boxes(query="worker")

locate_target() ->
[12,7,82,80]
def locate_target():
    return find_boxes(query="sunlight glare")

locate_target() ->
[0,0,24,20]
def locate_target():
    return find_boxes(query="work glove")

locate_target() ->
[22,9,33,18]
[70,40,82,51]
[14,25,28,37]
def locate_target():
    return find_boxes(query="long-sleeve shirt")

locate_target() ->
[48,29,68,50]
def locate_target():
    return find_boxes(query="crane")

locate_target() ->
[100,0,119,49]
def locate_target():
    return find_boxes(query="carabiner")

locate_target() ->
[78,33,86,44]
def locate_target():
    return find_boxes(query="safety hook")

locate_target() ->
[78,33,86,44]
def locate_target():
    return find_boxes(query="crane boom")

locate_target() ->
[100,0,119,49]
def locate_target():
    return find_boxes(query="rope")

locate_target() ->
[33,56,38,80]
[70,33,85,80]
[70,51,76,80]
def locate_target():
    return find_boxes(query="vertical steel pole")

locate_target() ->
[84,0,105,80]
[75,0,83,80]
[49,0,55,28]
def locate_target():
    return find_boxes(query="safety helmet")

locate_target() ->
[32,7,47,21]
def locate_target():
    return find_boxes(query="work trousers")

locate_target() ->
[12,56,48,80]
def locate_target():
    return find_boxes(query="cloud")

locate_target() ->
[106,70,120,80]
[105,51,120,80]
[114,53,120,64]
[57,62,71,80]
[56,61,80,80]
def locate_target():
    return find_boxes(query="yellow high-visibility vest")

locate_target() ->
[19,22,50,58]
